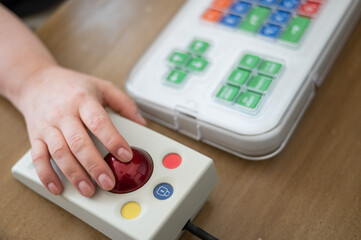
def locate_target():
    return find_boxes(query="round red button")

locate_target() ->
[104,147,153,194]
[163,153,182,169]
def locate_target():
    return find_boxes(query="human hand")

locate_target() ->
[16,65,146,197]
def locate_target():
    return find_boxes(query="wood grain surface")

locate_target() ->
[1,0,360,239]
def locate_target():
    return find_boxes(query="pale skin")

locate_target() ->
[0,5,147,197]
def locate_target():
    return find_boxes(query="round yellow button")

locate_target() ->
[121,202,141,220]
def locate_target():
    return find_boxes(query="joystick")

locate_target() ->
[104,147,153,194]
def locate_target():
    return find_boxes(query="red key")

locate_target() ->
[308,0,323,3]
[299,1,320,17]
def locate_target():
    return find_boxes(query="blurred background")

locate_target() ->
[1,0,64,30]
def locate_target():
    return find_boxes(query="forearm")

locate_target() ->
[0,5,57,108]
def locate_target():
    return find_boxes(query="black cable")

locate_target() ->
[183,220,219,240]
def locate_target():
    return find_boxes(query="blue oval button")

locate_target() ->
[153,183,173,200]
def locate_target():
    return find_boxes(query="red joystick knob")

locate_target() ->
[104,147,153,194]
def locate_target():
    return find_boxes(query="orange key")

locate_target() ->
[202,9,223,22]
[212,0,233,10]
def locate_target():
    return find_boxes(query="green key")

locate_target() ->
[189,39,210,55]
[168,51,190,66]
[216,84,240,102]
[186,57,208,71]
[235,91,262,109]
[280,16,310,43]
[166,69,187,85]
[239,54,261,69]
[227,68,251,85]
[258,60,282,75]
[239,6,270,33]
[247,75,272,92]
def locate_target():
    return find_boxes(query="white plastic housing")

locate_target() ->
[126,0,361,160]
[12,112,217,240]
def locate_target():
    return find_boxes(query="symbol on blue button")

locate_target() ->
[259,0,278,6]
[279,0,300,11]
[260,23,281,38]
[220,14,242,28]
[153,183,173,200]
[230,2,251,15]
[270,10,291,25]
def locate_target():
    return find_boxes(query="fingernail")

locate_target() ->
[117,147,133,162]
[137,112,147,125]
[98,173,114,190]
[78,180,93,197]
[48,182,60,195]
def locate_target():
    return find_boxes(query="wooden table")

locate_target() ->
[1,1,361,239]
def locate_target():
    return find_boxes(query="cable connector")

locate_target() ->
[183,220,219,240]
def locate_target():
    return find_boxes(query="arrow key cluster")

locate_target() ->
[165,39,210,87]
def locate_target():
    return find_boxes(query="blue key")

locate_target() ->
[230,1,251,15]
[220,14,242,27]
[269,10,291,24]
[259,0,279,6]
[260,23,281,38]
[279,0,300,10]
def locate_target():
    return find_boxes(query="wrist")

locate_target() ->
[6,63,60,112]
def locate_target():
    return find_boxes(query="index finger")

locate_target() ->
[79,99,133,162]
